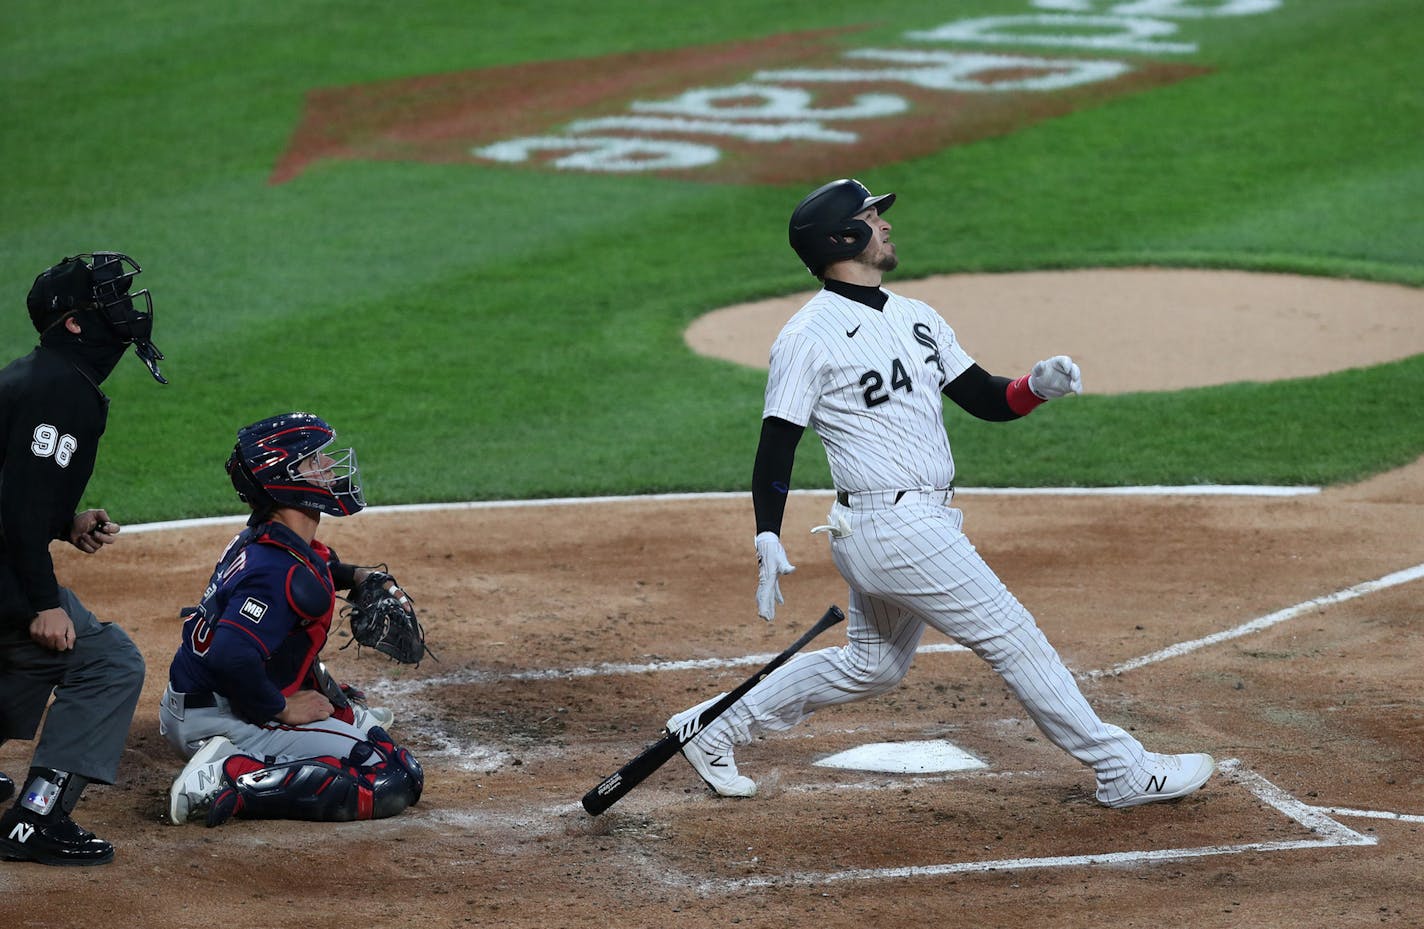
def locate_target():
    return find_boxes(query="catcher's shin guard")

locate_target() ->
[350,726,424,815]
[206,733,422,826]
[206,754,369,825]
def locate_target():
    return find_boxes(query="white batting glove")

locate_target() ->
[1028,355,1083,400]
[754,531,796,622]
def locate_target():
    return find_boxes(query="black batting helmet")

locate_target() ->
[788,178,896,278]
[227,412,365,518]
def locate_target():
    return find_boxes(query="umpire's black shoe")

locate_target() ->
[0,805,114,866]
[0,772,14,804]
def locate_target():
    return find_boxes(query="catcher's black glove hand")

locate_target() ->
[341,569,435,666]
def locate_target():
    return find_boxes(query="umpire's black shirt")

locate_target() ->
[0,336,116,632]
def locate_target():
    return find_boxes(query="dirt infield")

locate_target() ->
[3,466,1422,928]
[3,270,1422,927]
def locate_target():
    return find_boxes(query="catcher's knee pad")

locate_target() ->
[349,726,424,816]
[206,753,376,825]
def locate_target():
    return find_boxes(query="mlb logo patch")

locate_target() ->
[239,597,268,623]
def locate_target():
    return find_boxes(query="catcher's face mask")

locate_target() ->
[294,447,365,514]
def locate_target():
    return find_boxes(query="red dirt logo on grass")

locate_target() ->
[272,19,1217,185]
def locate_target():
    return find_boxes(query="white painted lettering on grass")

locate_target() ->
[473,1,1284,173]
[907,15,1197,54]
[629,84,908,121]
[1030,1,1282,18]
[757,50,1131,93]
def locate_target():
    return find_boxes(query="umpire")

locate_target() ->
[0,253,167,866]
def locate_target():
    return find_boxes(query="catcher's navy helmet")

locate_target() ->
[788,178,895,278]
[227,412,365,517]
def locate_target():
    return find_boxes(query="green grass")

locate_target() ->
[2,0,1420,522]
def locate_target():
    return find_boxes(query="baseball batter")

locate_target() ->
[668,179,1214,808]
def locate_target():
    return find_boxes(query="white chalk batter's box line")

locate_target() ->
[689,759,1389,892]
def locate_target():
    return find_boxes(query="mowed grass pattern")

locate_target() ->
[1,0,1420,521]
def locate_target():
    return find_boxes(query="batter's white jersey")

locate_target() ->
[763,288,975,493]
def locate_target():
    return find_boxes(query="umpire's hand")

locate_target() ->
[30,608,77,651]
[755,531,796,621]
[68,509,120,554]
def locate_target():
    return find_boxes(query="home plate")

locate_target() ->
[814,740,987,774]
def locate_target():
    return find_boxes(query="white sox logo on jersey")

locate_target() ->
[913,322,946,381]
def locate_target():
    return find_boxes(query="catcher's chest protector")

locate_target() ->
[255,530,338,693]
[190,523,338,696]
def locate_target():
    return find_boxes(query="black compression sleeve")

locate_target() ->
[752,417,804,535]
[943,363,1022,422]
[328,559,357,592]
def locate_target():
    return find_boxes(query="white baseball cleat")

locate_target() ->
[667,699,757,798]
[357,705,395,729]
[168,736,236,824]
[1097,752,1215,809]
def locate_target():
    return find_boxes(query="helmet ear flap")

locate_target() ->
[227,446,274,510]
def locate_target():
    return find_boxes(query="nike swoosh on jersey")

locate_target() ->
[846,325,861,337]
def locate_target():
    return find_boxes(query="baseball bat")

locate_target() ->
[580,603,845,816]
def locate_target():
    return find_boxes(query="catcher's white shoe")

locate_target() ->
[1097,752,1214,809]
[667,697,756,798]
[168,736,236,824]
[356,704,395,730]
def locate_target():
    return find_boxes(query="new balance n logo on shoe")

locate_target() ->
[1147,775,1167,793]
[8,822,34,844]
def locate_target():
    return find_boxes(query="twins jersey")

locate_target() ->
[167,521,338,724]
[764,287,975,493]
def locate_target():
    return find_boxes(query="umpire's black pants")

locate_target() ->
[0,587,145,784]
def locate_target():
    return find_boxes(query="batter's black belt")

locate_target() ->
[835,486,954,509]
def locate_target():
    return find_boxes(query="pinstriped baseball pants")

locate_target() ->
[715,500,1147,781]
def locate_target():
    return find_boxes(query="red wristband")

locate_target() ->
[1005,375,1046,416]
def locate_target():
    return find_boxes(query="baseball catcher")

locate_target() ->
[157,412,425,826]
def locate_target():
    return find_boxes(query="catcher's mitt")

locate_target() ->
[341,569,434,665]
